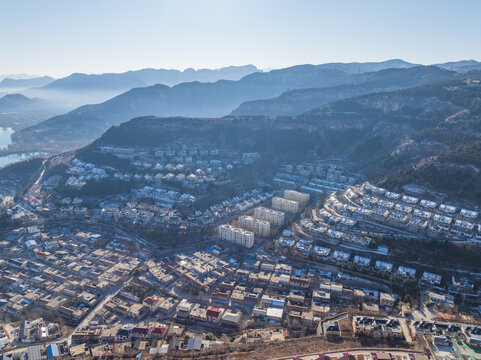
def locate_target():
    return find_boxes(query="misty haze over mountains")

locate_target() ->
[0,76,54,90]
[1,59,481,154]
[0,73,43,81]
[0,64,259,134]
[0,65,259,107]
[3,59,481,105]
[10,62,475,151]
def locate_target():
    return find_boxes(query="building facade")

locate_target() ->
[239,215,271,237]
[284,189,310,206]
[218,224,255,248]
[272,197,299,213]
[254,207,285,226]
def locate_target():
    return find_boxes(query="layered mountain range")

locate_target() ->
[4,59,481,204]
[12,64,469,151]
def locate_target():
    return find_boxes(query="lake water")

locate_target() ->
[0,152,43,168]
[0,127,44,168]
[0,127,14,149]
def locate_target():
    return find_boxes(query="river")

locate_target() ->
[0,127,45,168]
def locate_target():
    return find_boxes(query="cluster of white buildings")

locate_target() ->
[272,189,310,214]
[135,186,195,207]
[273,163,359,196]
[299,218,371,248]
[218,189,311,247]
[65,159,108,189]
[99,145,262,189]
[326,182,481,240]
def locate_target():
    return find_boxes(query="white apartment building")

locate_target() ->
[284,189,310,206]
[218,224,254,248]
[254,207,285,226]
[239,215,270,237]
[272,196,299,213]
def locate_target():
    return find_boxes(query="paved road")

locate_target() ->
[65,276,133,346]
[34,161,47,185]
[399,318,413,343]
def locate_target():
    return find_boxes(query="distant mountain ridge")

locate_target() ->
[435,60,481,72]
[0,76,54,89]
[12,65,468,152]
[312,59,417,74]
[231,66,457,116]
[0,74,40,81]
[32,60,417,92]
[18,65,260,108]
[40,65,259,91]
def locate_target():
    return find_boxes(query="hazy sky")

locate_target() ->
[1,0,481,77]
